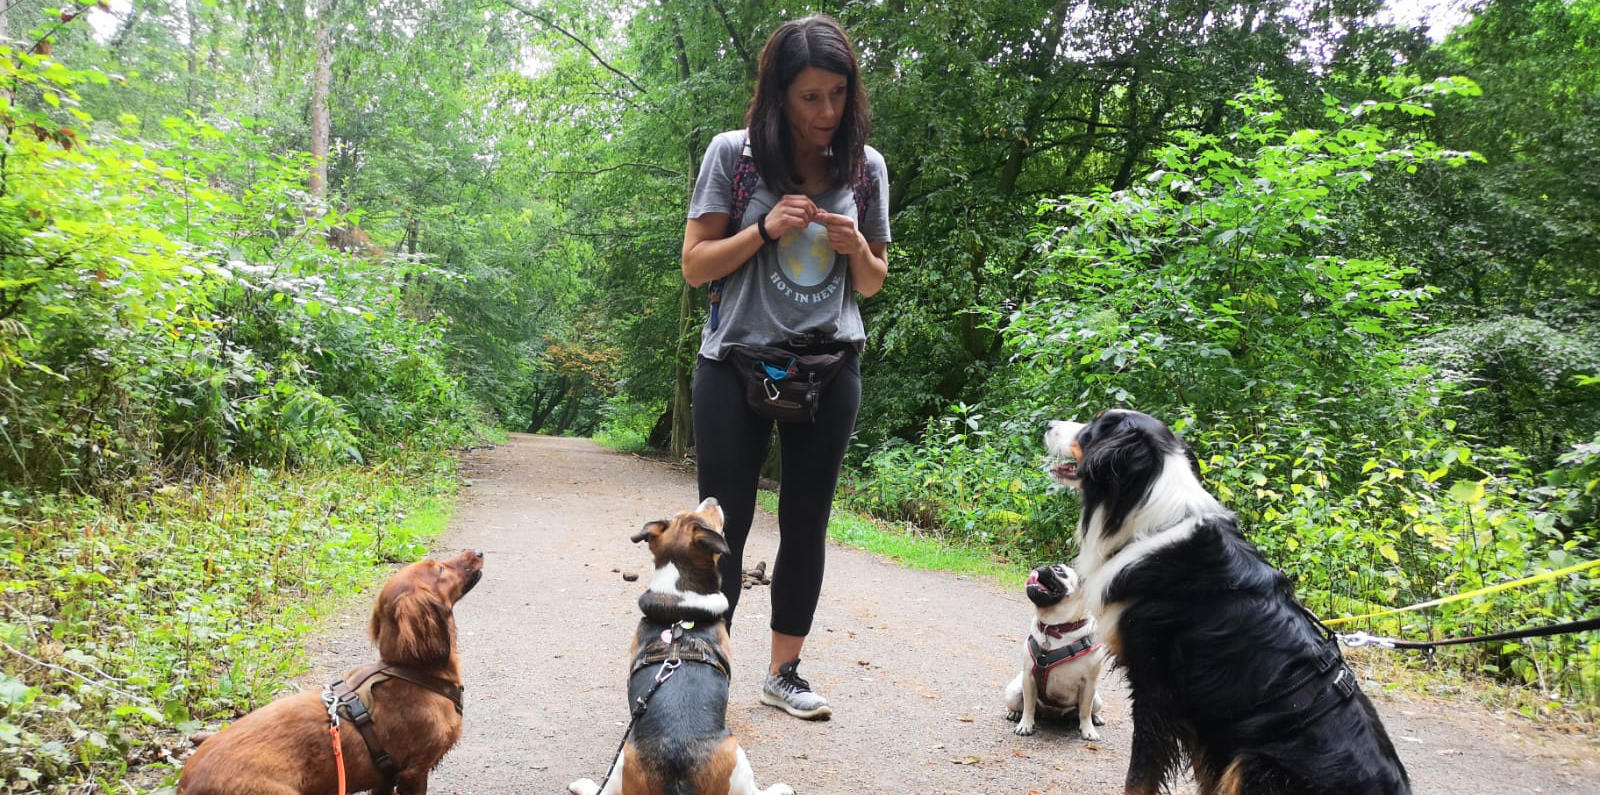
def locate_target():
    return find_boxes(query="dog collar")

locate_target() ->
[1038,618,1089,639]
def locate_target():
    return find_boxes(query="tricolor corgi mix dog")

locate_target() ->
[569,497,793,795]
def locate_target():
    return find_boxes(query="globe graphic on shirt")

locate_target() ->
[777,224,836,288]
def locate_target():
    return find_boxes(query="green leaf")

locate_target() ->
[1448,480,1485,506]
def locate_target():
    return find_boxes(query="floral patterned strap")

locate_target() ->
[707,137,761,331]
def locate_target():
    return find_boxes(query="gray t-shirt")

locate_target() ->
[688,129,890,360]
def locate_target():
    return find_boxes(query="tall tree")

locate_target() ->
[308,0,335,199]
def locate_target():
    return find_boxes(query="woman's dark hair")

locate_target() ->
[745,15,870,194]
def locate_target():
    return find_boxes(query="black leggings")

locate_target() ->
[692,349,861,637]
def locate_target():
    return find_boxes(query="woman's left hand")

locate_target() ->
[815,211,869,259]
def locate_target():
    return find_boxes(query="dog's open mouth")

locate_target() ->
[1050,459,1079,481]
[463,568,483,595]
[1026,568,1068,606]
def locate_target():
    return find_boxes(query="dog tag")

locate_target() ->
[680,621,695,630]
[660,629,673,643]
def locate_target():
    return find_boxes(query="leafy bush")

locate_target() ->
[0,49,477,494]
[0,452,459,791]
[846,80,1598,706]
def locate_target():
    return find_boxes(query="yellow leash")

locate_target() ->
[1322,558,1600,628]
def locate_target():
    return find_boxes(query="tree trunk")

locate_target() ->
[672,281,696,456]
[526,377,570,433]
[668,12,698,459]
[1,7,10,141]
[183,0,199,109]
[308,0,335,201]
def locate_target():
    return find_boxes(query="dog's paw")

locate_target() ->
[1014,723,1037,736]
[761,784,796,795]
[1080,726,1102,742]
[1004,710,1020,723]
[1092,713,1106,727]
[568,779,599,795]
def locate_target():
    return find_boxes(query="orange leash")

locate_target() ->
[330,724,346,795]
[323,689,347,795]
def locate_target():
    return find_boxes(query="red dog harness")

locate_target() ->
[1028,621,1102,702]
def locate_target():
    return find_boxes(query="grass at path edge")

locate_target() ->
[756,490,1029,588]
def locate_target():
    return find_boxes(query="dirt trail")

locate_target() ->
[303,434,1599,794]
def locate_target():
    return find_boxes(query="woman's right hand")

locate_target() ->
[764,194,818,239]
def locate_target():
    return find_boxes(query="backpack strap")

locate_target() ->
[850,151,876,221]
[707,136,760,332]
[705,137,876,333]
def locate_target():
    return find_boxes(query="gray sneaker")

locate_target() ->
[760,659,832,720]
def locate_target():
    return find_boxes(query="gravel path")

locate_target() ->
[303,434,1600,793]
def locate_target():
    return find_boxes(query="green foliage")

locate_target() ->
[1011,78,1477,438]
[1411,315,1600,468]
[760,490,1026,583]
[592,396,664,454]
[0,49,477,493]
[0,451,460,792]
[841,405,1076,564]
[848,82,1597,706]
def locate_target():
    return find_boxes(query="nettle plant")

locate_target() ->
[1010,77,1481,446]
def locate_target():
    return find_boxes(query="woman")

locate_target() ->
[681,15,889,720]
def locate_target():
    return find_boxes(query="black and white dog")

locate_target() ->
[1002,562,1107,740]
[1046,410,1409,795]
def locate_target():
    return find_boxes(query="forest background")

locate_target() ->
[0,0,1595,791]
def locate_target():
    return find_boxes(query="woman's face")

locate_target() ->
[784,66,849,152]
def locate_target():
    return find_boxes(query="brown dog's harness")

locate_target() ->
[1028,619,1101,703]
[321,663,465,795]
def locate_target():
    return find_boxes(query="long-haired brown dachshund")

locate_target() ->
[178,549,484,795]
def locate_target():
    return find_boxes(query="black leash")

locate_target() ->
[1340,616,1600,651]
[593,658,680,794]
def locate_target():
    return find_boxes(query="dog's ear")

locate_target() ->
[371,580,452,664]
[692,526,732,558]
[694,498,725,531]
[1079,414,1159,483]
[631,519,668,544]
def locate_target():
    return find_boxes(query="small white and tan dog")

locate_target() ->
[1003,562,1107,741]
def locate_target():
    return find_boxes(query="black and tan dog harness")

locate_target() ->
[1028,618,1101,700]
[631,620,732,679]
[323,663,465,791]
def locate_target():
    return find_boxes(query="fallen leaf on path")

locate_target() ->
[958,716,974,722]
[952,755,981,765]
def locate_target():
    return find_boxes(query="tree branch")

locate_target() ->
[503,1,647,95]
[541,162,683,178]
[709,0,755,80]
